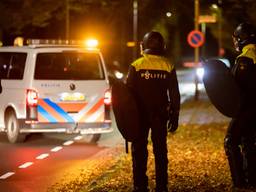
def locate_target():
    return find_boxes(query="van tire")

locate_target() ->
[84,134,101,143]
[6,111,26,143]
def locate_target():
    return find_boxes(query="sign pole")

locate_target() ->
[133,0,138,61]
[194,0,200,100]
[218,3,222,57]
[201,22,206,57]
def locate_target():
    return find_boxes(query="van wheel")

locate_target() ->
[6,111,26,143]
[83,134,101,144]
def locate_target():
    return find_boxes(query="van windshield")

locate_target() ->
[34,52,105,80]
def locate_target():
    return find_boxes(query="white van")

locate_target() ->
[0,39,112,143]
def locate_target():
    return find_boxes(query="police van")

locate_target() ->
[0,39,112,143]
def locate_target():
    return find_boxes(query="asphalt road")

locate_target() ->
[0,125,123,191]
[0,68,198,192]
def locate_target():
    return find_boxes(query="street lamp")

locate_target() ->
[211,4,218,9]
[166,12,172,18]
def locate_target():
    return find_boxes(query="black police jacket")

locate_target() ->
[232,44,256,107]
[126,53,180,120]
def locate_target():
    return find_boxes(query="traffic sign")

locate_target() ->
[187,30,205,48]
[199,15,217,23]
[127,41,136,47]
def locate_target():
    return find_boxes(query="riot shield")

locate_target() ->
[202,59,241,118]
[111,80,140,142]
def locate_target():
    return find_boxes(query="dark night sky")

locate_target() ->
[1,0,255,69]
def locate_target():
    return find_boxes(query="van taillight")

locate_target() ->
[26,89,38,107]
[104,89,111,105]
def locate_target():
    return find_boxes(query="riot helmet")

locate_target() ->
[233,22,256,52]
[141,31,166,56]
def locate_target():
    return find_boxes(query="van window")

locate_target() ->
[0,52,27,79]
[34,52,105,80]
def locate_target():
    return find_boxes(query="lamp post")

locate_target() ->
[211,2,222,57]
[133,0,138,61]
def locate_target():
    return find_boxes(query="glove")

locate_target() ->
[167,112,179,133]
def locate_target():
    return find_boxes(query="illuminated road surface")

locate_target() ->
[177,68,205,103]
[0,128,123,191]
[0,69,198,191]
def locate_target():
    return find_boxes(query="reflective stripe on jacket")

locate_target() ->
[237,44,256,64]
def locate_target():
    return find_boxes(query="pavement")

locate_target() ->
[180,88,231,125]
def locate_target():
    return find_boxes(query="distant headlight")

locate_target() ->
[114,71,124,79]
[196,67,204,80]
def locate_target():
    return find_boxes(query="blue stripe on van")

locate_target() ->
[38,105,57,123]
[43,98,75,123]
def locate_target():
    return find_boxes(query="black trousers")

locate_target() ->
[224,109,256,187]
[131,116,168,191]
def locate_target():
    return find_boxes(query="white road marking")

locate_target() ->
[36,153,49,160]
[63,140,74,146]
[0,172,15,179]
[74,135,83,140]
[51,146,63,152]
[2,134,83,180]
[1,137,79,180]
[19,162,33,169]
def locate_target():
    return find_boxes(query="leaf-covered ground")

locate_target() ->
[48,95,256,192]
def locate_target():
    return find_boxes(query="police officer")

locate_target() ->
[126,31,180,192]
[224,22,256,189]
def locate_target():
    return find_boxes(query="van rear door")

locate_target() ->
[32,50,108,124]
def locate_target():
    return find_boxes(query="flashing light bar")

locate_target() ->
[84,39,98,48]
[14,37,24,47]
[26,39,99,48]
